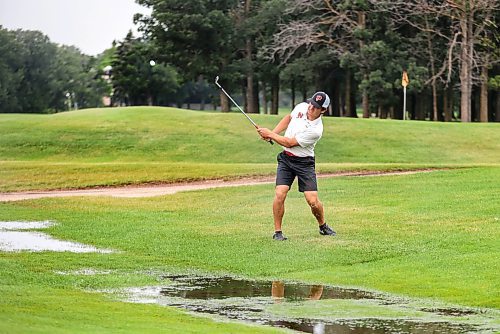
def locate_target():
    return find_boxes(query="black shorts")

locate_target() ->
[276,151,318,192]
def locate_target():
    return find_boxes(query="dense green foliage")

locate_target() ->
[0,27,108,113]
[1,1,498,119]
[134,0,499,121]
[111,32,180,106]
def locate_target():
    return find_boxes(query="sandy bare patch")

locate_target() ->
[0,169,437,202]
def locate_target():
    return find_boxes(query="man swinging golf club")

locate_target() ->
[257,92,336,241]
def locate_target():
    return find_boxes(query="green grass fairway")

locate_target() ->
[0,107,499,333]
[1,106,499,191]
[1,167,499,332]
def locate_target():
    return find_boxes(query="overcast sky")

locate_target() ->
[0,0,151,56]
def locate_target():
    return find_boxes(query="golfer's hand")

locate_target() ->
[257,127,275,145]
[257,127,272,140]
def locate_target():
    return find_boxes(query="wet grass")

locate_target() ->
[117,274,496,333]
[1,106,499,332]
[0,167,499,333]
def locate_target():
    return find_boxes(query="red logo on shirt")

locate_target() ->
[297,112,304,118]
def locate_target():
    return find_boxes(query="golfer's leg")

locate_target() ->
[304,191,325,225]
[273,185,289,231]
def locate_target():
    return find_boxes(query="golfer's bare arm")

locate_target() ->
[272,115,291,134]
[257,115,299,148]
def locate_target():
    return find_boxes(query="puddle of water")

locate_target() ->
[0,221,54,230]
[118,274,496,334]
[159,274,381,301]
[0,221,114,253]
[264,318,480,334]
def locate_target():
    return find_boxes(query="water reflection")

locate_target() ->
[271,280,323,302]
[118,274,492,334]
[267,319,480,334]
[159,274,379,301]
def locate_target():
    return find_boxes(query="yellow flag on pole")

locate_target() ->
[402,71,409,87]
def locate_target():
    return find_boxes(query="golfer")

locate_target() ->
[257,92,336,241]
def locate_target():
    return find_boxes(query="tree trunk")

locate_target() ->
[345,70,351,118]
[459,10,473,122]
[290,76,296,109]
[409,93,415,120]
[379,105,388,119]
[362,90,369,118]
[450,87,455,120]
[244,0,258,114]
[220,91,230,112]
[271,73,279,115]
[262,81,268,114]
[479,64,488,122]
[253,80,260,113]
[357,11,370,118]
[425,17,439,121]
[431,83,438,121]
[443,87,452,122]
[246,45,257,113]
[198,75,205,110]
[349,78,357,117]
[496,91,500,122]
[332,82,340,117]
[415,94,426,120]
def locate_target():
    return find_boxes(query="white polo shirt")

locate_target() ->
[283,102,323,157]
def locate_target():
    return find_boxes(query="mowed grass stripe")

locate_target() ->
[1,106,499,164]
[1,106,499,191]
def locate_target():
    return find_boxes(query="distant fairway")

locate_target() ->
[1,106,499,191]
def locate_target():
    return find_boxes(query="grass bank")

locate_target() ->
[1,107,499,191]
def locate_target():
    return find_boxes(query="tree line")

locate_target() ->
[1,0,499,122]
[0,27,110,113]
[0,26,211,113]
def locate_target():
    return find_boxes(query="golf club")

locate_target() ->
[215,76,273,145]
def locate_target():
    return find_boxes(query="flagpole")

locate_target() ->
[402,70,409,120]
[403,86,407,120]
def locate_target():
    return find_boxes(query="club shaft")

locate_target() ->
[215,76,273,145]
[217,84,257,128]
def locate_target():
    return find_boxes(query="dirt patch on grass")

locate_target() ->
[0,169,438,202]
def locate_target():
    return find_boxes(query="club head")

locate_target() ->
[215,76,220,86]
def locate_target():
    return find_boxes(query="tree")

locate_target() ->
[0,27,107,113]
[383,0,499,122]
[263,0,378,117]
[111,32,179,106]
[13,30,58,113]
[242,0,259,114]
[135,0,238,111]
[52,46,109,110]
[0,27,24,113]
[253,0,289,115]
[387,2,454,121]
